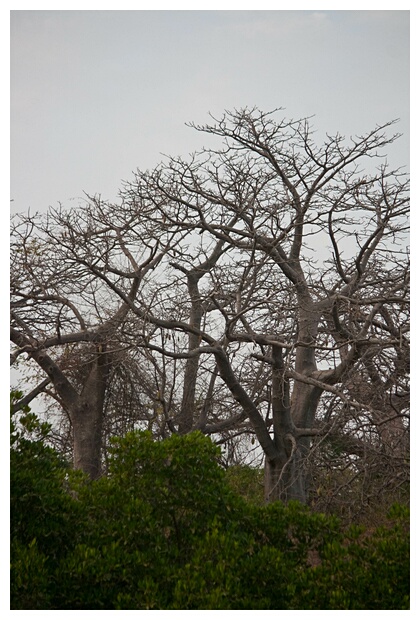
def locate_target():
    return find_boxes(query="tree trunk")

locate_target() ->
[178,332,200,434]
[264,444,308,504]
[11,330,111,480]
[68,346,109,479]
[71,401,103,479]
[264,329,322,504]
[174,241,226,435]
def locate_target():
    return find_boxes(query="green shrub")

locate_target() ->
[53,431,243,609]
[10,414,409,610]
[172,524,293,609]
[225,464,264,505]
[10,407,81,561]
[10,400,85,609]
[293,504,410,610]
[10,539,51,610]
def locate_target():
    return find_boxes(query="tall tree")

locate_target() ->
[10,202,174,477]
[11,108,409,505]
[121,108,409,502]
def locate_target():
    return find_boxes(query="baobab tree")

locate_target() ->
[11,107,409,506]
[10,203,180,477]
[120,107,409,503]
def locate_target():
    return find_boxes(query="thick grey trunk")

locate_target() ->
[176,271,202,434]
[178,336,200,434]
[72,403,103,479]
[264,445,308,504]
[264,383,322,504]
[263,301,322,504]
[175,241,226,435]
[68,346,109,479]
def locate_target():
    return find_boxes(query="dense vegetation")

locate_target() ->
[10,401,409,610]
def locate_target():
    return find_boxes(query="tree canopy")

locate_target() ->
[11,107,409,508]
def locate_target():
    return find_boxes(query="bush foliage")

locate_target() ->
[10,409,409,610]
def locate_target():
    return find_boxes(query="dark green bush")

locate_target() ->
[10,539,51,610]
[295,504,410,610]
[10,405,81,555]
[11,413,409,610]
[225,464,264,505]
[10,401,83,609]
[55,430,239,609]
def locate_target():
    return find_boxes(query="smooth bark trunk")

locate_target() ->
[264,442,308,504]
[69,346,109,478]
[263,298,322,503]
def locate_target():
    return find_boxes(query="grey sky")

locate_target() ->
[11,10,409,213]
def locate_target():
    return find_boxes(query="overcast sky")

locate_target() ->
[10,10,409,214]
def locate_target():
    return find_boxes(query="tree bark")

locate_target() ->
[70,345,109,479]
[178,273,202,434]
[266,341,323,504]
[10,328,109,479]
[264,440,307,504]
